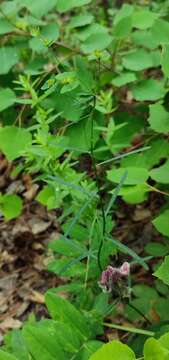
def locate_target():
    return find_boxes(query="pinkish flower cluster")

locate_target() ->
[99,262,130,293]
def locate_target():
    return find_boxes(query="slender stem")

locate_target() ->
[84,215,97,288]
[146,183,169,197]
[103,322,154,336]
[90,96,106,271]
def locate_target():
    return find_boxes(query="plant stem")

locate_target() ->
[103,322,154,337]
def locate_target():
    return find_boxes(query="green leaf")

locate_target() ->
[112,72,137,87]
[122,49,154,71]
[49,236,87,257]
[79,340,103,359]
[75,56,94,92]
[41,23,59,43]
[132,10,157,29]
[0,126,32,160]
[151,19,169,44]
[132,30,159,50]
[0,351,18,360]
[0,88,16,112]
[150,160,169,183]
[107,167,149,185]
[0,47,19,74]
[45,291,90,339]
[144,337,169,360]
[159,332,169,352]
[23,324,66,360]
[68,13,93,28]
[153,210,169,237]
[81,32,112,53]
[36,185,64,210]
[89,340,136,360]
[114,4,133,25]
[154,256,169,285]
[148,104,169,134]
[11,330,29,360]
[161,44,169,78]
[0,194,22,220]
[119,184,149,204]
[56,0,91,12]
[0,18,15,34]
[145,243,168,257]
[44,89,83,122]
[22,0,58,18]
[114,16,132,39]
[132,80,165,101]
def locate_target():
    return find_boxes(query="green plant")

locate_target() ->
[1,0,169,358]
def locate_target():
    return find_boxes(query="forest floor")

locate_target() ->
[0,154,163,343]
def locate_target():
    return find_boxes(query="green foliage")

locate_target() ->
[89,340,136,360]
[0,194,22,220]
[154,256,169,286]
[1,0,169,357]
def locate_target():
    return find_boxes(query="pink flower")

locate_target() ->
[99,262,130,293]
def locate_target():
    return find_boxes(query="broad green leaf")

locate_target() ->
[0,88,16,112]
[0,47,19,74]
[21,0,58,18]
[29,37,47,53]
[0,194,22,220]
[150,160,169,183]
[132,10,157,29]
[0,18,15,34]
[45,291,90,339]
[81,32,112,53]
[23,325,66,360]
[114,4,133,25]
[75,56,94,92]
[123,49,154,71]
[112,72,137,87]
[118,184,149,204]
[132,79,165,101]
[11,330,29,360]
[106,113,142,153]
[36,185,64,210]
[114,16,132,38]
[144,337,169,360]
[68,13,93,28]
[161,44,169,78]
[145,243,168,257]
[41,23,59,43]
[107,167,149,185]
[153,210,169,237]
[66,117,98,152]
[151,19,169,44]
[154,256,169,285]
[121,139,169,169]
[44,89,83,121]
[89,340,136,360]
[56,0,91,12]
[132,30,159,50]
[160,332,169,352]
[0,126,32,160]
[76,23,108,41]
[0,351,18,360]
[148,104,169,134]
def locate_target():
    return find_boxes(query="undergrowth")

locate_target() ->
[1,0,169,359]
